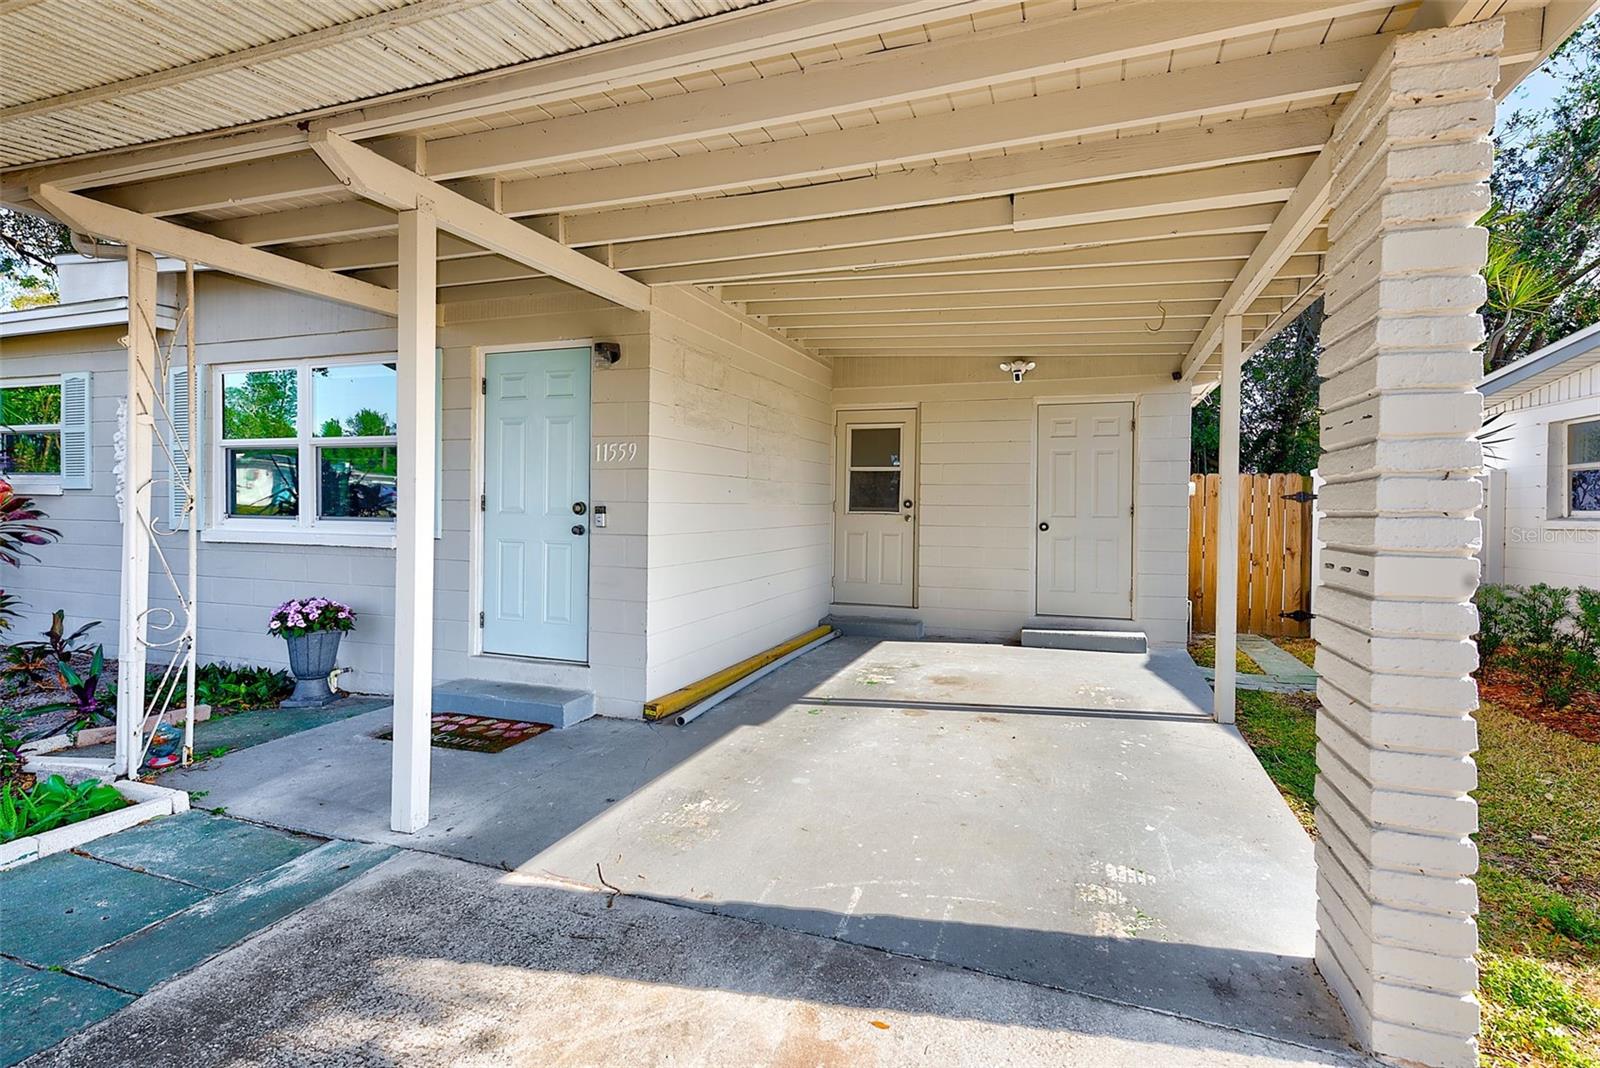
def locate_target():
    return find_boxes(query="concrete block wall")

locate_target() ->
[831,357,1192,644]
[643,285,833,699]
[1312,19,1502,1068]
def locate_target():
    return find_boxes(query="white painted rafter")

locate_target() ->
[30,183,398,315]
[309,131,649,311]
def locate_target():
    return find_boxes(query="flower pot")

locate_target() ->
[281,630,343,708]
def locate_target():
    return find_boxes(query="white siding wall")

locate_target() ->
[437,284,652,717]
[832,356,1192,646]
[643,286,834,698]
[1485,361,1600,590]
[2,276,656,715]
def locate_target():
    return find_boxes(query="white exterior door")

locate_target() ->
[482,348,591,662]
[834,409,917,607]
[1036,402,1133,619]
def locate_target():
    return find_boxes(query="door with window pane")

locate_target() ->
[834,409,917,607]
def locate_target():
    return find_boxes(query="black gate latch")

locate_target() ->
[1283,490,1317,503]
[1280,609,1315,622]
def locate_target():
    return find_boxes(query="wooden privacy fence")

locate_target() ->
[1188,474,1314,637]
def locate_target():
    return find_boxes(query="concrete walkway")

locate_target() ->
[34,850,1371,1068]
[1199,636,1319,693]
[151,638,1346,1052]
[1,812,390,1066]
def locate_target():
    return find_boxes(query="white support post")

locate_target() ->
[116,248,158,778]
[391,206,437,833]
[1313,20,1502,1068]
[1213,313,1243,724]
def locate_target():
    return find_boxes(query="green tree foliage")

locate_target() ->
[0,208,71,306]
[222,370,298,439]
[1191,299,1324,476]
[1485,17,1600,370]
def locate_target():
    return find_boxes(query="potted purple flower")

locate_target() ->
[268,597,356,708]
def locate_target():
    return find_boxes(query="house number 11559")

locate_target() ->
[594,441,638,463]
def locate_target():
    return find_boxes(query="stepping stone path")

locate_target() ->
[1198,634,1319,694]
[0,811,393,1066]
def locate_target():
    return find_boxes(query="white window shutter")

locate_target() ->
[59,371,93,489]
[435,348,444,539]
[167,367,201,530]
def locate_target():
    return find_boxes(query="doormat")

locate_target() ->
[376,714,552,753]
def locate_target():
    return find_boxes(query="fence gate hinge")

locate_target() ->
[1283,490,1317,503]
[1280,609,1315,623]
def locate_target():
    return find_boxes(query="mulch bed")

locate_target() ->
[1477,661,1600,745]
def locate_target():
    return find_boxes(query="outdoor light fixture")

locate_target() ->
[1000,361,1036,384]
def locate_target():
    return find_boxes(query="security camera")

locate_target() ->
[999,360,1036,384]
[592,341,621,367]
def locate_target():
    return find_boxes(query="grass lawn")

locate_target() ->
[1188,637,1263,674]
[1273,636,1317,669]
[1233,693,1600,1068]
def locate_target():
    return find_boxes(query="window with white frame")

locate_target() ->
[1,373,91,493]
[1566,416,1600,517]
[214,358,398,534]
[0,378,62,482]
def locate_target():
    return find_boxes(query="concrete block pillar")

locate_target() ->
[1313,19,1502,1068]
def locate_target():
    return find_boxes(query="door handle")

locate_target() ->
[903,499,914,509]
[1039,522,1050,531]
[572,501,587,515]
[572,524,586,536]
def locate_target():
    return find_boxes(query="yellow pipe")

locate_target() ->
[643,625,833,721]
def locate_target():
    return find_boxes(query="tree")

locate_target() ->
[222,370,298,439]
[1191,299,1324,476]
[1484,16,1600,370]
[0,208,70,306]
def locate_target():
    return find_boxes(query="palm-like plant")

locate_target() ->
[1481,207,1563,372]
[0,478,59,567]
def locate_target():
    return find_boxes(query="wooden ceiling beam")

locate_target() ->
[717,258,1321,300]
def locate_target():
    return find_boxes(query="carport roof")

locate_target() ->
[1,0,1586,386]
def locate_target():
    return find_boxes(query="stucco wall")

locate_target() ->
[643,286,834,698]
[1484,360,1600,591]
[831,355,1192,646]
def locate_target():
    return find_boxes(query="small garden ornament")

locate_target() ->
[268,598,356,708]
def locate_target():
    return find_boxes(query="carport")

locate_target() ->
[3,3,1585,1064]
[164,637,1341,1048]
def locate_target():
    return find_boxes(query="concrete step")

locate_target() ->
[822,614,925,641]
[1020,628,1148,654]
[432,680,594,729]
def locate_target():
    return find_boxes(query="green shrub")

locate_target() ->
[1477,583,1600,709]
[1477,584,1515,663]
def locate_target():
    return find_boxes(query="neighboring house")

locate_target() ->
[1480,322,1600,590]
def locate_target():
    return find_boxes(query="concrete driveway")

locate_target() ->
[138,637,1345,1057]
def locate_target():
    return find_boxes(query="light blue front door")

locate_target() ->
[483,348,590,662]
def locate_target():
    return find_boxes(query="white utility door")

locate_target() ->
[1036,402,1134,619]
[834,409,917,607]
[482,348,591,662]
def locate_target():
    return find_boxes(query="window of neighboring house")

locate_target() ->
[1,378,63,491]
[1567,416,1600,517]
[214,358,398,539]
